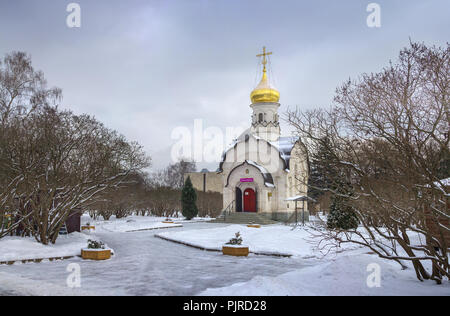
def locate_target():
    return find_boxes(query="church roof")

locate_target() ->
[269,136,298,171]
[218,134,299,173]
[246,160,275,187]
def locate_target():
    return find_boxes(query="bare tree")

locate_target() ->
[0,51,61,239]
[151,159,196,189]
[0,52,150,244]
[91,172,151,219]
[286,42,449,283]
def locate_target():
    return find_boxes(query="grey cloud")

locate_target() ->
[0,0,448,171]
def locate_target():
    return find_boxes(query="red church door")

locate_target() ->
[243,188,256,212]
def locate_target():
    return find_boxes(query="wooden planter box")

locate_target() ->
[222,245,249,257]
[247,224,261,228]
[81,248,111,261]
[162,221,174,224]
[82,226,96,231]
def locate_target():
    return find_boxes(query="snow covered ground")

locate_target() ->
[0,214,207,263]
[0,233,92,262]
[156,224,357,257]
[200,247,450,296]
[0,271,97,296]
[0,223,306,295]
[87,214,212,233]
[158,224,449,296]
[0,221,448,296]
[97,216,182,233]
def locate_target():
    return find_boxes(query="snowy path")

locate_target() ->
[0,223,310,296]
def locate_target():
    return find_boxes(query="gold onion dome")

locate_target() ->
[250,70,280,103]
[250,47,280,103]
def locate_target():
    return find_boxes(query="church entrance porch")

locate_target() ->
[224,160,274,215]
[243,188,256,212]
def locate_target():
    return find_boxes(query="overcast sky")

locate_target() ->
[0,0,449,171]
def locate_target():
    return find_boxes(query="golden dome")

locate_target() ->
[250,46,280,104]
[250,70,280,103]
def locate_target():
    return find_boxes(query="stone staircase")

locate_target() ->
[213,212,278,225]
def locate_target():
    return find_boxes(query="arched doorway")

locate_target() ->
[243,188,256,212]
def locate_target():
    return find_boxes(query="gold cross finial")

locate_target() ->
[256,46,272,73]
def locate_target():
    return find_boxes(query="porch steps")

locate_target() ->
[212,212,278,225]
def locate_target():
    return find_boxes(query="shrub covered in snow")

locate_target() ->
[226,232,243,246]
[87,239,105,250]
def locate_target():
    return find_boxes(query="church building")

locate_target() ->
[187,47,309,222]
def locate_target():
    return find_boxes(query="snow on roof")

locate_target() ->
[270,136,299,170]
[285,195,316,202]
[246,160,275,187]
[218,134,299,172]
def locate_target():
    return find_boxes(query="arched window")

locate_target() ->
[258,113,264,123]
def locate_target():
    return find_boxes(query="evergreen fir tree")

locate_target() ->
[309,137,337,201]
[327,188,359,230]
[181,176,198,220]
[308,137,359,230]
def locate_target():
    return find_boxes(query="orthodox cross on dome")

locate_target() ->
[250,46,280,104]
[256,46,272,73]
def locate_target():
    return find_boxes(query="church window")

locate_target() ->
[245,169,249,174]
[258,113,264,123]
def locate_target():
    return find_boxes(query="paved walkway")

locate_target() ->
[0,222,310,295]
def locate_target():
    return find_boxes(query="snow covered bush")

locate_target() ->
[87,239,105,250]
[226,232,243,246]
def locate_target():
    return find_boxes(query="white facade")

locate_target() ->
[218,102,309,221]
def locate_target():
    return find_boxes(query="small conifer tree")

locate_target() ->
[181,176,198,220]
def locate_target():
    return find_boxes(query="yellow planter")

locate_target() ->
[222,245,249,257]
[82,226,96,231]
[247,224,261,228]
[162,221,174,224]
[81,249,111,261]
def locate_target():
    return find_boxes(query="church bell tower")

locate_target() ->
[250,47,281,142]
